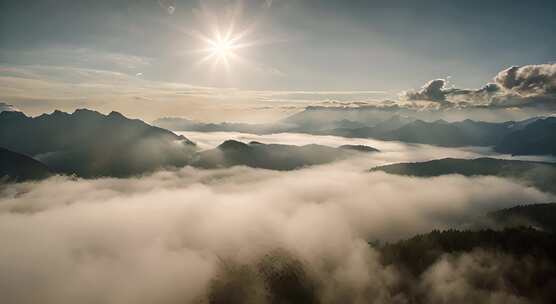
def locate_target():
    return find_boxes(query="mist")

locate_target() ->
[0,157,552,303]
[178,131,556,163]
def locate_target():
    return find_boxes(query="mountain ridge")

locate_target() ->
[371,157,556,193]
[155,112,556,155]
[0,147,52,182]
[193,140,379,170]
[0,109,197,177]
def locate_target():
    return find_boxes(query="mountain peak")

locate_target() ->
[218,140,250,150]
[108,111,126,119]
[433,119,449,124]
[0,110,27,119]
[0,107,197,177]
[74,108,100,114]
[76,108,102,116]
[51,109,70,117]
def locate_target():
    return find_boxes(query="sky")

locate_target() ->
[1,0,555,121]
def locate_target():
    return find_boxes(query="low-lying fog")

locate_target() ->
[178,131,556,164]
[1,132,555,303]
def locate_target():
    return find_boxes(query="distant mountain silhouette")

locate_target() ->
[153,117,294,134]
[0,110,197,177]
[0,147,52,182]
[281,106,397,130]
[494,117,556,155]
[319,119,514,147]
[379,120,474,146]
[338,144,380,153]
[371,157,556,193]
[193,140,378,170]
[315,116,556,153]
[156,112,556,155]
[278,109,556,153]
[154,113,407,135]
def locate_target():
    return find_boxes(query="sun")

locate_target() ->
[207,35,237,61]
[184,3,282,75]
[191,22,254,70]
[197,29,247,69]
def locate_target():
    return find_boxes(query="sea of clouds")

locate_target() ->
[1,133,554,303]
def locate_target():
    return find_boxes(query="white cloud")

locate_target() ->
[2,58,555,123]
[403,79,449,103]
[0,102,18,112]
[422,250,535,304]
[495,64,556,97]
[0,153,552,303]
[404,63,556,110]
[175,131,556,163]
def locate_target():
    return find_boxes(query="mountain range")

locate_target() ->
[153,117,292,134]
[494,117,556,155]
[3,107,555,181]
[0,109,380,178]
[0,109,197,178]
[155,109,556,155]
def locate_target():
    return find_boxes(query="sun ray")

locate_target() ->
[192,23,247,70]
[183,4,280,74]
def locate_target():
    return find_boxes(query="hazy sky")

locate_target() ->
[1,0,555,121]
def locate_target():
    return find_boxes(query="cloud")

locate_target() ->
[0,102,18,112]
[404,63,556,110]
[0,64,391,122]
[403,79,450,104]
[176,130,486,158]
[0,153,552,303]
[257,90,388,102]
[2,58,555,123]
[495,64,556,97]
[421,250,544,304]
[0,47,152,73]
[402,79,503,108]
[486,64,556,109]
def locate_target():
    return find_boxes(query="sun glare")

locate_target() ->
[188,6,269,72]
[190,19,257,71]
[208,36,235,59]
[197,28,246,69]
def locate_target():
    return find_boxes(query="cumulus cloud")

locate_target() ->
[486,64,556,109]
[403,79,450,104]
[495,64,556,97]
[3,57,554,122]
[403,79,504,108]
[404,63,556,110]
[0,158,552,303]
